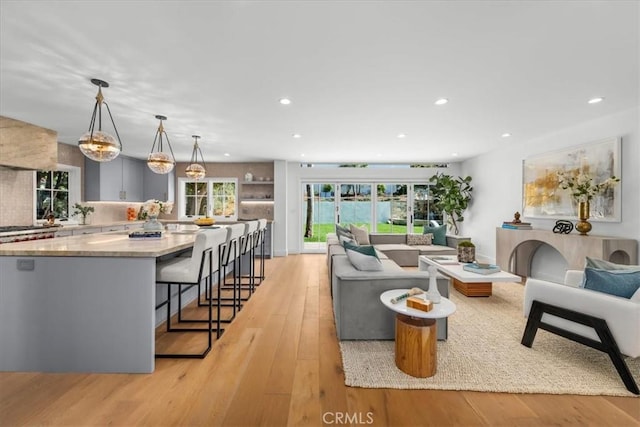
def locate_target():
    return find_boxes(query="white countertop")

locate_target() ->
[0,229,198,257]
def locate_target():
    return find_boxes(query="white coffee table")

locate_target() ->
[419,255,521,297]
[380,289,456,377]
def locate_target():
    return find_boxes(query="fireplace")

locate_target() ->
[495,228,638,277]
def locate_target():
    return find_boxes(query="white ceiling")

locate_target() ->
[1,1,638,164]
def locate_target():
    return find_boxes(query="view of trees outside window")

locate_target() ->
[211,181,236,217]
[36,170,69,220]
[184,181,208,216]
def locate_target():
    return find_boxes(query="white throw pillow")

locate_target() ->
[343,241,383,271]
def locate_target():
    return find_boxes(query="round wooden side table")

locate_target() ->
[380,289,456,377]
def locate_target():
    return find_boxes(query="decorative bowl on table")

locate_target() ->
[194,217,215,227]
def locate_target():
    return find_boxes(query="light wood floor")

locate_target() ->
[1,254,638,426]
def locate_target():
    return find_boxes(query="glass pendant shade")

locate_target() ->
[78,130,120,162]
[185,135,207,180]
[147,115,176,174]
[147,152,175,174]
[185,163,206,180]
[78,79,123,162]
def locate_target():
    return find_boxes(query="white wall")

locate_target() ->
[461,107,639,274]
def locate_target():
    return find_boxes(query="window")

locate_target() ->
[36,170,69,220]
[178,178,237,221]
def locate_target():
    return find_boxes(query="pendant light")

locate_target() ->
[185,135,207,180]
[78,78,123,162]
[147,115,176,174]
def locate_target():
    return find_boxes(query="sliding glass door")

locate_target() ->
[339,183,372,231]
[376,183,408,233]
[412,184,441,233]
[300,181,437,251]
[302,183,336,250]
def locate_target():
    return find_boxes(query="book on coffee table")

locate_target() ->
[463,263,501,275]
[429,256,459,265]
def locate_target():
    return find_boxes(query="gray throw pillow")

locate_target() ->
[583,267,640,299]
[349,224,371,245]
[343,241,383,271]
[585,256,640,272]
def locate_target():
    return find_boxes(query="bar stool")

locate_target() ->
[254,219,268,285]
[239,220,259,297]
[154,227,227,358]
[214,223,245,327]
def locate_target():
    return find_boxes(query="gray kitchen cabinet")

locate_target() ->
[143,167,175,202]
[85,155,144,201]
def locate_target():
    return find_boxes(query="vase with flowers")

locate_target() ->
[557,171,620,235]
[139,199,173,231]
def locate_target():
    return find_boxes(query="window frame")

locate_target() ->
[177,177,238,221]
[33,165,81,225]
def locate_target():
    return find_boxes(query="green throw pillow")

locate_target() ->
[582,267,640,299]
[343,241,383,271]
[335,224,354,241]
[423,224,447,246]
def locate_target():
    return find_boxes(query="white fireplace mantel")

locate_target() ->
[496,228,638,277]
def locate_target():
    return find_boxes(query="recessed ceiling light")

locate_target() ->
[588,97,604,104]
[435,98,449,105]
[501,133,512,138]
[292,133,301,138]
[300,153,305,157]
[397,133,406,138]
[223,153,230,157]
[279,98,291,105]
[452,153,459,157]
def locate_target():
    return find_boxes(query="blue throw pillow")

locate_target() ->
[583,267,640,299]
[343,241,383,271]
[423,224,447,246]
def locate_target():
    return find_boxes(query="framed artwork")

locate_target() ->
[522,137,621,221]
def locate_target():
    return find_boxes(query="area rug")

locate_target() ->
[339,282,639,396]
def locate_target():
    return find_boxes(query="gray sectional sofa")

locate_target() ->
[327,233,450,341]
[368,233,460,266]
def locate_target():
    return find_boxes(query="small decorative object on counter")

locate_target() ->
[512,212,522,223]
[72,203,95,225]
[129,230,163,240]
[139,199,173,231]
[457,240,476,263]
[553,220,574,234]
[244,172,253,182]
[126,207,137,221]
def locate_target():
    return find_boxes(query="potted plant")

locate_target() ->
[72,203,95,225]
[457,240,476,263]
[428,172,473,235]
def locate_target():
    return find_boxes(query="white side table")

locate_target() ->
[380,289,456,377]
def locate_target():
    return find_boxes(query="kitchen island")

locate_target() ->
[0,230,200,373]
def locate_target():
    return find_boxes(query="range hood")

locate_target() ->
[0,116,58,170]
